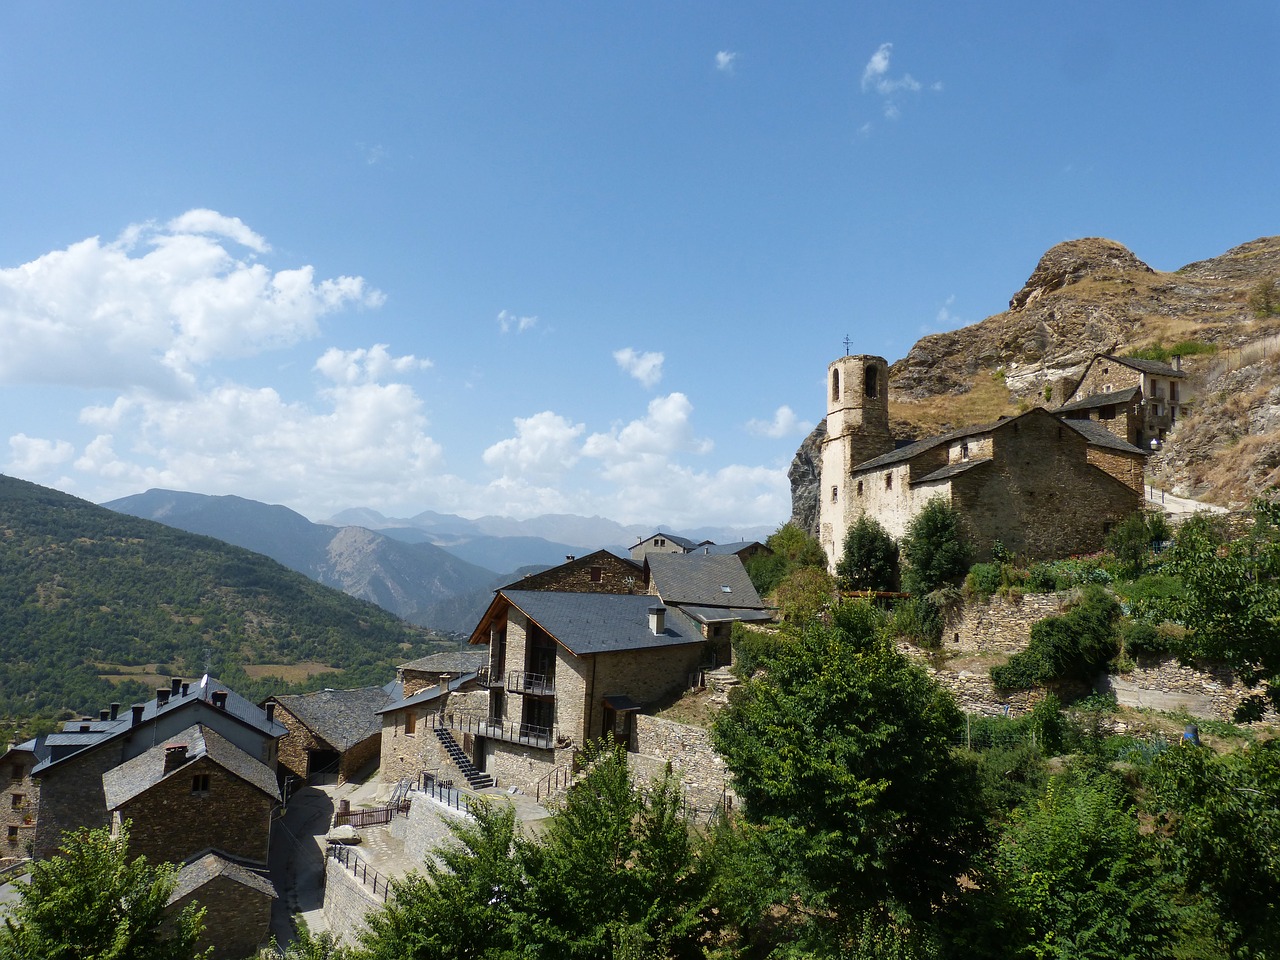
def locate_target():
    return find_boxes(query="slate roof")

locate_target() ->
[645,553,766,609]
[630,531,702,551]
[270,686,392,752]
[1062,419,1150,456]
[34,675,285,775]
[500,590,705,656]
[377,670,479,715]
[680,605,775,625]
[168,852,276,904]
[102,724,280,810]
[1057,385,1142,413]
[913,457,993,485]
[685,541,767,556]
[852,419,999,473]
[397,650,489,675]
[1107,356,1185,377]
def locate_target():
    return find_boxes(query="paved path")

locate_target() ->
[1145,485,1229,515]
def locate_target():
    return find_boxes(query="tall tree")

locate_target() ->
[1165,497,1280,717]
[712,601,984,947]
[836,514,899,592]
[0,823,206,960]
[899,497,971,596]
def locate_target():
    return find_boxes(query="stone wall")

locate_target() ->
[273,702,326,782]
[402,790,469,864]
[118,757,273,865]
[170,874,273,960]
[0,751,39,865]
[942,593,1066,653]
[629,716,737,816]
[1100,657,1279,722]
[324,856,382,949]
[32,744,119,859]
[506,552,643,594]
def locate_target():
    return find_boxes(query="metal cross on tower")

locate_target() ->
[843,334,852,356]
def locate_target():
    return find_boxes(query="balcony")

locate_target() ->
[479,662,506,687]
[437,712,553,750]
[507,670,555,696]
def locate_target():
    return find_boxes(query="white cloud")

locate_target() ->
[315,344,432,385]
[497,310,538,334]
[0,211,383,393]
[7,434,74,473]
[483,411,586,478]
[860,42,936,120]
[746,405,813,439]
[613,347,664,388]
[716,51,738,73]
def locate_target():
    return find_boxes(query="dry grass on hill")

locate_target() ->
[890,371,1020,438]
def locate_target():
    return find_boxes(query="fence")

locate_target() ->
[418,770,472,814]
[332,804,402,829]
[328,843,394,901]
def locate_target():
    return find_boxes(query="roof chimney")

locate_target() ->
[181,683,189,696]
[163,744,189,773]
[211,691,228,710]
[438,673,452,695]
[265,702,276,723]
[1172,354,1182,372]
[648,605,666,635]
[131,704,145,727]
[110,703,120,721]
[171,677,182,697]
[79,724,90,733]
[156,688,170,707]
[99,709,110,721]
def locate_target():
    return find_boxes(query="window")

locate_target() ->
[590,566,602,583]
[884,472,892,490]
[655,538,665,547]
[1099,404,1116,420]
[856,480,864,496]
[864,365,879,399]
[10,793,21,809]
[831,369,841,402]
[191,774,210,797]
[831,485,838,503]
[6,826,16,842]
[960,442,969,461]
[404,711,417,736]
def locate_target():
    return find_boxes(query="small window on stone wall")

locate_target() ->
[590,566,602,583]
[6,826,16,842]
[831,486,838,502]
[831,369,841,402]
[856,480,864,496]
[865,365,878,399]
[10,793,21,808]
[404,711,417,736]
[191,774,210,797]
[884,472,892,490]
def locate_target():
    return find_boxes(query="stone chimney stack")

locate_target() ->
[211,691,228,710]
[110,703,120,720]
[156,688,170,707]
[131,704,145,727]
[648,605,666,635]
[171,677,182,697]
[163,744,189,773]
[265,702,276,723]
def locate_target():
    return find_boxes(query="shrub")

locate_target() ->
[900,497,971,595]
[731,622,786,679]
[885,595,943,647]
[836,514,899,592]
[991,586,1120,690]
[964,562,1003,600]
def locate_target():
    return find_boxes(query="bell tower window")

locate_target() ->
[864,365,878,399]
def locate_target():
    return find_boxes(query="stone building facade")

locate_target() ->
[1060,353,1192,447]
[817,351,1146,569]
[0,745,40,864]
[167,854,276,960]
[268,685,391,785]
[502,549,644,594]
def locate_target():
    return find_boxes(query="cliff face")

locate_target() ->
[793,235,1280,518]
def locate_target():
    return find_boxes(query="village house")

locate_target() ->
[644,551,773,645]
[266,685,393,787]
[630,532,769,566]
[1057,353,1192,448]
[819,353,1147,569]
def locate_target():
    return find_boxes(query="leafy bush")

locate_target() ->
[836,514,899,592]
[1024,562,1064,592]
[1117,620,1168,658]
[991,586,1120,690]
[964,563,1003,600]
[900,497,971,595]
[885,595,943,646]
[730,622,787,679]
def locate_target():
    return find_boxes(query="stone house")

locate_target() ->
[102,724,280,866]
[377,654,490,787]
[629,531,708,562]
[0,740,43,865]
[644,552,773,646]
[1058,353,1192,447]
[266,685,393,786]
[818,353,1146,568]
[167,852,277,960]
[501,548,644,594]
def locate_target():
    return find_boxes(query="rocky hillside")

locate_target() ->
[792,235,1280,529]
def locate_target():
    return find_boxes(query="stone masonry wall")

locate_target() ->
[0,754,39,865]
[169,875,273,960]
[1101,657,1279,723]
[324,856,382,949]
[32,744,120,859]
[119,757,273,865]
[403,790,469,864]
[942,593,1067,653]
[629,716,737,816]
[273,702,325,782]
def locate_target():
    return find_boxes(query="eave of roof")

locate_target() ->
[911,457,992,485]
[502,590,705,656]
[1057,385,1142,413]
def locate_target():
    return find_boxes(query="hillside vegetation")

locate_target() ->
[0,475,452,726]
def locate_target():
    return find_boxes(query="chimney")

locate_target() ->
[110,703,120,721]
[156,688,170,707]
[79,724,90,733]
[437,674,452,695]
[163,744,189,773]
[99,709,110,721]
[181,683,189,696]
[648,605,666,635]
[131,704,144,727]
[211,691,228,710]
[171,677,182,697]
[1172,354,1182,372]
[265,702,276,723]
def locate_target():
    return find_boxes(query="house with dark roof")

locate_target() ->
[266,685,393,785]
[628,531,708,562]
[644,552,773,643]
[500,548,644,594]
[168,852,277,960]
[1059,353,1192,447]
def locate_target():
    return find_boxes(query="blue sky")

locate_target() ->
[1,3,1276,529]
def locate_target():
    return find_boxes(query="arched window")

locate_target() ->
[864,365,878,399]
[831,369,841,402]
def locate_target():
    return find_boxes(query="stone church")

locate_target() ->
[818,353,1145,571]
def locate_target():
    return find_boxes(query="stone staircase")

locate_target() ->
[433,725,495,790]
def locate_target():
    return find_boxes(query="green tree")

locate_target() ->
[900,497,971,595]
[1165,497,1280,717]
[985,775,1177,960]
[748,523,828,596]
[836,515,899,592]
[772,565,835,624]
[0,823,206,960]
[712,601,984,948]
[1153,739,1280,958]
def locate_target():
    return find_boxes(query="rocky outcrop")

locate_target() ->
[788,420,825,538]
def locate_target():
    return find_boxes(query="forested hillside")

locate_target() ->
[0,476,453,726]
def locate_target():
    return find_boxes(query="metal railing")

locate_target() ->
[507,670,555,696]
[332,804,400,829]
[535,755,580,803]
[435,711,554,750]
[328,844,394,901]
[417,770,472,813]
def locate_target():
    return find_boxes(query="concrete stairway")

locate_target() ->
[433,726,495,790]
